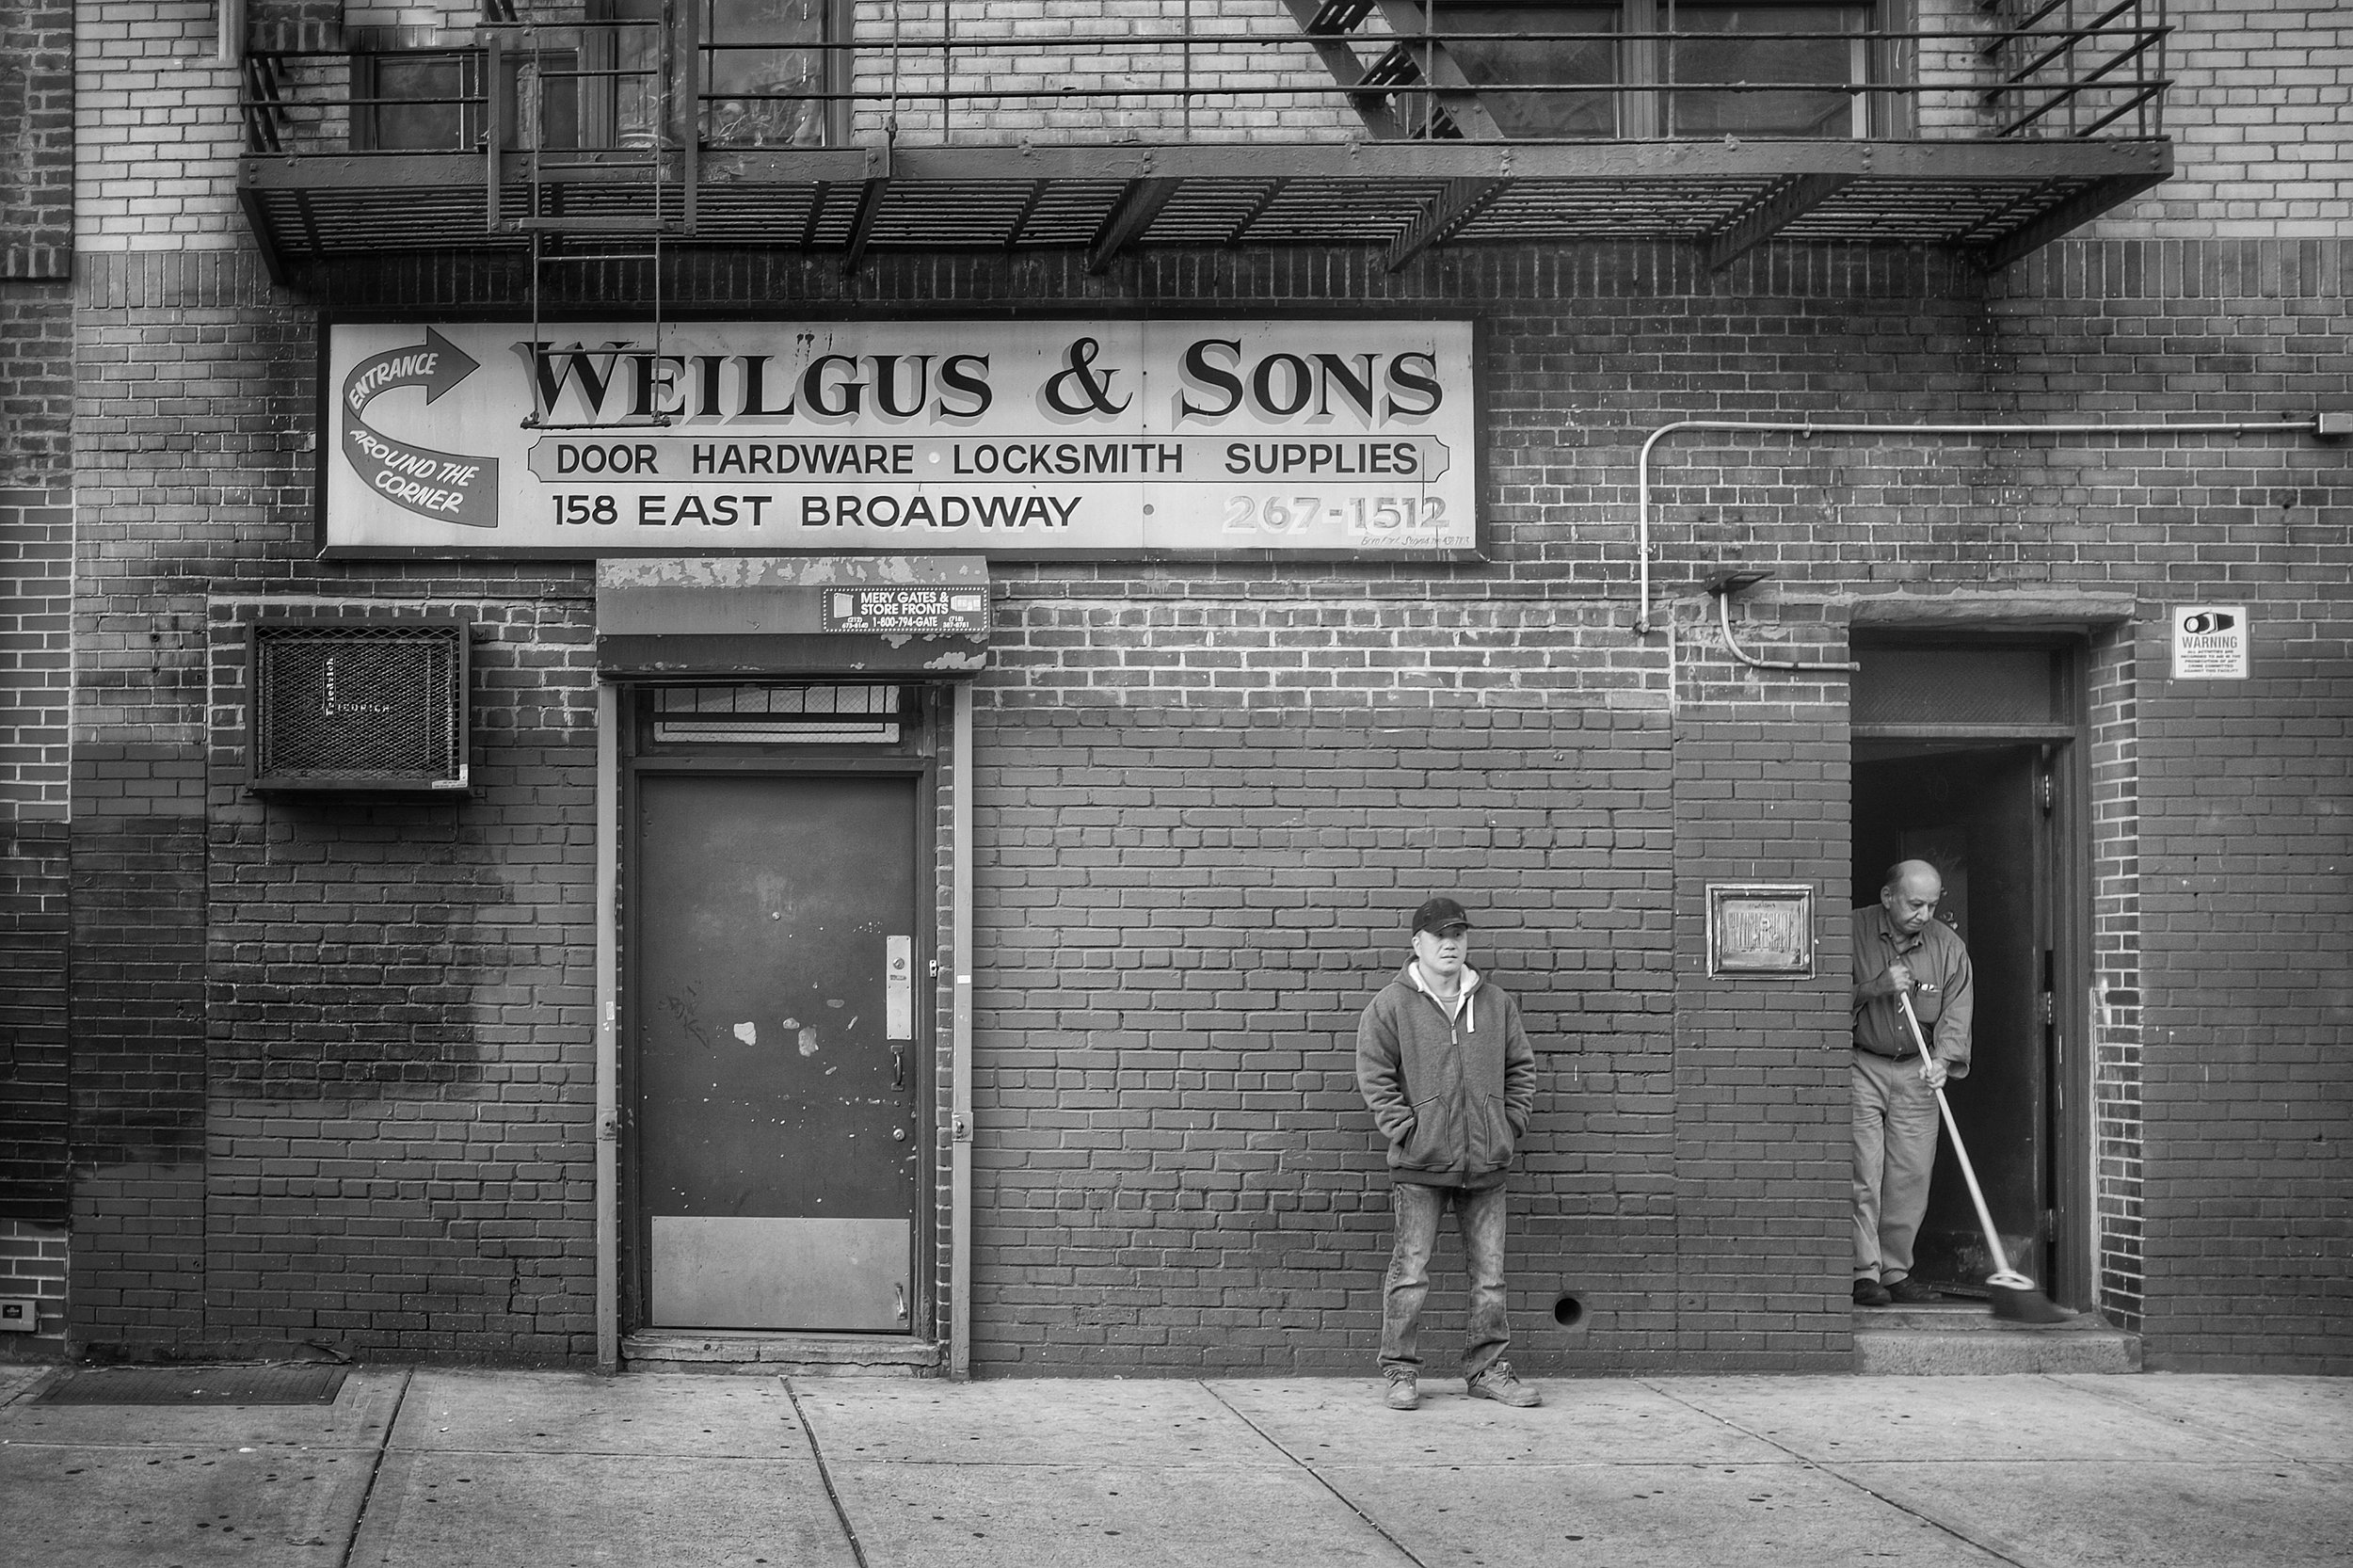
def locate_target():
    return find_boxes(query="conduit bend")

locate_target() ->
[1714,584,1862,675]
[1634,417,2325,637]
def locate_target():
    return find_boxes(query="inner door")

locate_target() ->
[632,772,920,1332]
[1852,745,2051,1292]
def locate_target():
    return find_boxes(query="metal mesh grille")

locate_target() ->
[651,684,900,717]
[1853,648,2057,727]
[34,1365,349,1406]
[254,624,464,785]
[648,683,904,744]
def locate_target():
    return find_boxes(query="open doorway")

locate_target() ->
[1850,639,2089,1305]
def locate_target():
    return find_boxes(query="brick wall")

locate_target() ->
[46,232,2345,1371]
[0,0,76,1341]
[73,1,244,253]
[72,248,602,1359]
[0,486,73,1240]
[47,0,2353,1379]
[1986,238,2351,1369]
[2097,0,2353,239]
[1667,607,1854,1367]
[1,0,73,280]
[967,598,1678,1371]
[2085,629,2144,1329]
[0,1217,70,1356]
[200,597,600,1362]
[2130,537,2348,1373]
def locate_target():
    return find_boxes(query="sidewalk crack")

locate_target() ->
[333,1368,411,1568]
[782,1376,872,1568]
[1199,1382,1433,1568]
[1638,1377,2039,1568]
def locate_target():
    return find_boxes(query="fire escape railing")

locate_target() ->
[232,3,2171,277]
[237,7,2169,160]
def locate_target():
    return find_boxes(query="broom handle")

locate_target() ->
[1896,989,2017,1280]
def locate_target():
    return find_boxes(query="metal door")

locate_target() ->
[1852,745,2051,1290]
[632,772,920,1332]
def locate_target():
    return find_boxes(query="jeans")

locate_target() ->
[1852,1048,1943,1282]
[1379,1180,1511,1378]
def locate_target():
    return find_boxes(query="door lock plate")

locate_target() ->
[886,935,914,1040]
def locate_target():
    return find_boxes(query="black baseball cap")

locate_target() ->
[1412,897,1474,936]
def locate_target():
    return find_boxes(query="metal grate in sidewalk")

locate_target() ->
[32,1365,349,1406]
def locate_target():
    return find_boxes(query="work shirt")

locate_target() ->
[1850,904,1975,1078]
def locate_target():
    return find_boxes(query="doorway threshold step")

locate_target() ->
[623,1330,944,1377]
[1854,1303,2141,1375]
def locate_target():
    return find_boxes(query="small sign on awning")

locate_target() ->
[2170,604,2249,680]
[823,586,990,634]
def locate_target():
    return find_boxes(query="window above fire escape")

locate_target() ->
[235,0,2172,280]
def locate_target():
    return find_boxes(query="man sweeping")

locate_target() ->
[1850,859,1975,1307]
[1356,897,1541,1410]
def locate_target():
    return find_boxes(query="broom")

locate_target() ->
[1895,991,2074,1325]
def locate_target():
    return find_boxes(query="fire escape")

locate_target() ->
[236,0,2173,285]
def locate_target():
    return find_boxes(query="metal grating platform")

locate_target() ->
[33,1365,350,1406]
[240,136,2173,279]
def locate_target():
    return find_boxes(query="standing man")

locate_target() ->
[1850,859,1975,1307]
[1356,897,1541,1411]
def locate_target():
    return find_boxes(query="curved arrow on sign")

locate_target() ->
[341,328,500,529]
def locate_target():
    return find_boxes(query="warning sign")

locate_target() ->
[2170,605,2249,680]
[822,586,990,634]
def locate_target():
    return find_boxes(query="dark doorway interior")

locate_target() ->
[1852,744,2051,1291]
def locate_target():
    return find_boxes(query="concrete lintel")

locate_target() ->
[1839,591,2141,630]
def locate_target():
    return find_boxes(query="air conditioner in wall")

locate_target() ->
[247,620,471,793]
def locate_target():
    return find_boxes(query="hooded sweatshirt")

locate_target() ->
[1356,963,1538,1189]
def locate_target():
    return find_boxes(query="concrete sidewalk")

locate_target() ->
[1,1362,2345,1568]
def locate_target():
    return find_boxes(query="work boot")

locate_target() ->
[1886,1276,1944,1304]
[1853,1276,1894,1307]
[1466,1360,1541,1407]
[1383,1368,1419,1410]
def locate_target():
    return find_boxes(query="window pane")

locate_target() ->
[1670,4,1865,137]
[703,0,829,147]
[367,56,469,150]
[1437,4,1618,138]
[515,51,582,150]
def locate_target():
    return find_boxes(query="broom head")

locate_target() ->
[1986,1269,2076,1325]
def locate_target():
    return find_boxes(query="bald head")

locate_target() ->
[1881,860,1944,936]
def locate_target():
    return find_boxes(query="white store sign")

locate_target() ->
[2170,604,2249,680]
[321,319,1478,558]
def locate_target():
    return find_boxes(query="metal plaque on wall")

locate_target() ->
[1706,885,1815,978]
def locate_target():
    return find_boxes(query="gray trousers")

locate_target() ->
[1851,1048,1942,1283]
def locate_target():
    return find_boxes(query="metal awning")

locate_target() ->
[595,556,990,680]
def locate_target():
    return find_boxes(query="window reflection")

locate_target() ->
[1437,4,1620,139]
[356,49,579,152]
[1669,4,1866,137]
[702,0,832,148]
[1405,0,1875,141]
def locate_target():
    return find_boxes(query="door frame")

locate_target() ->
[1849,632,2096,1308]
[610,694,942,1344]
